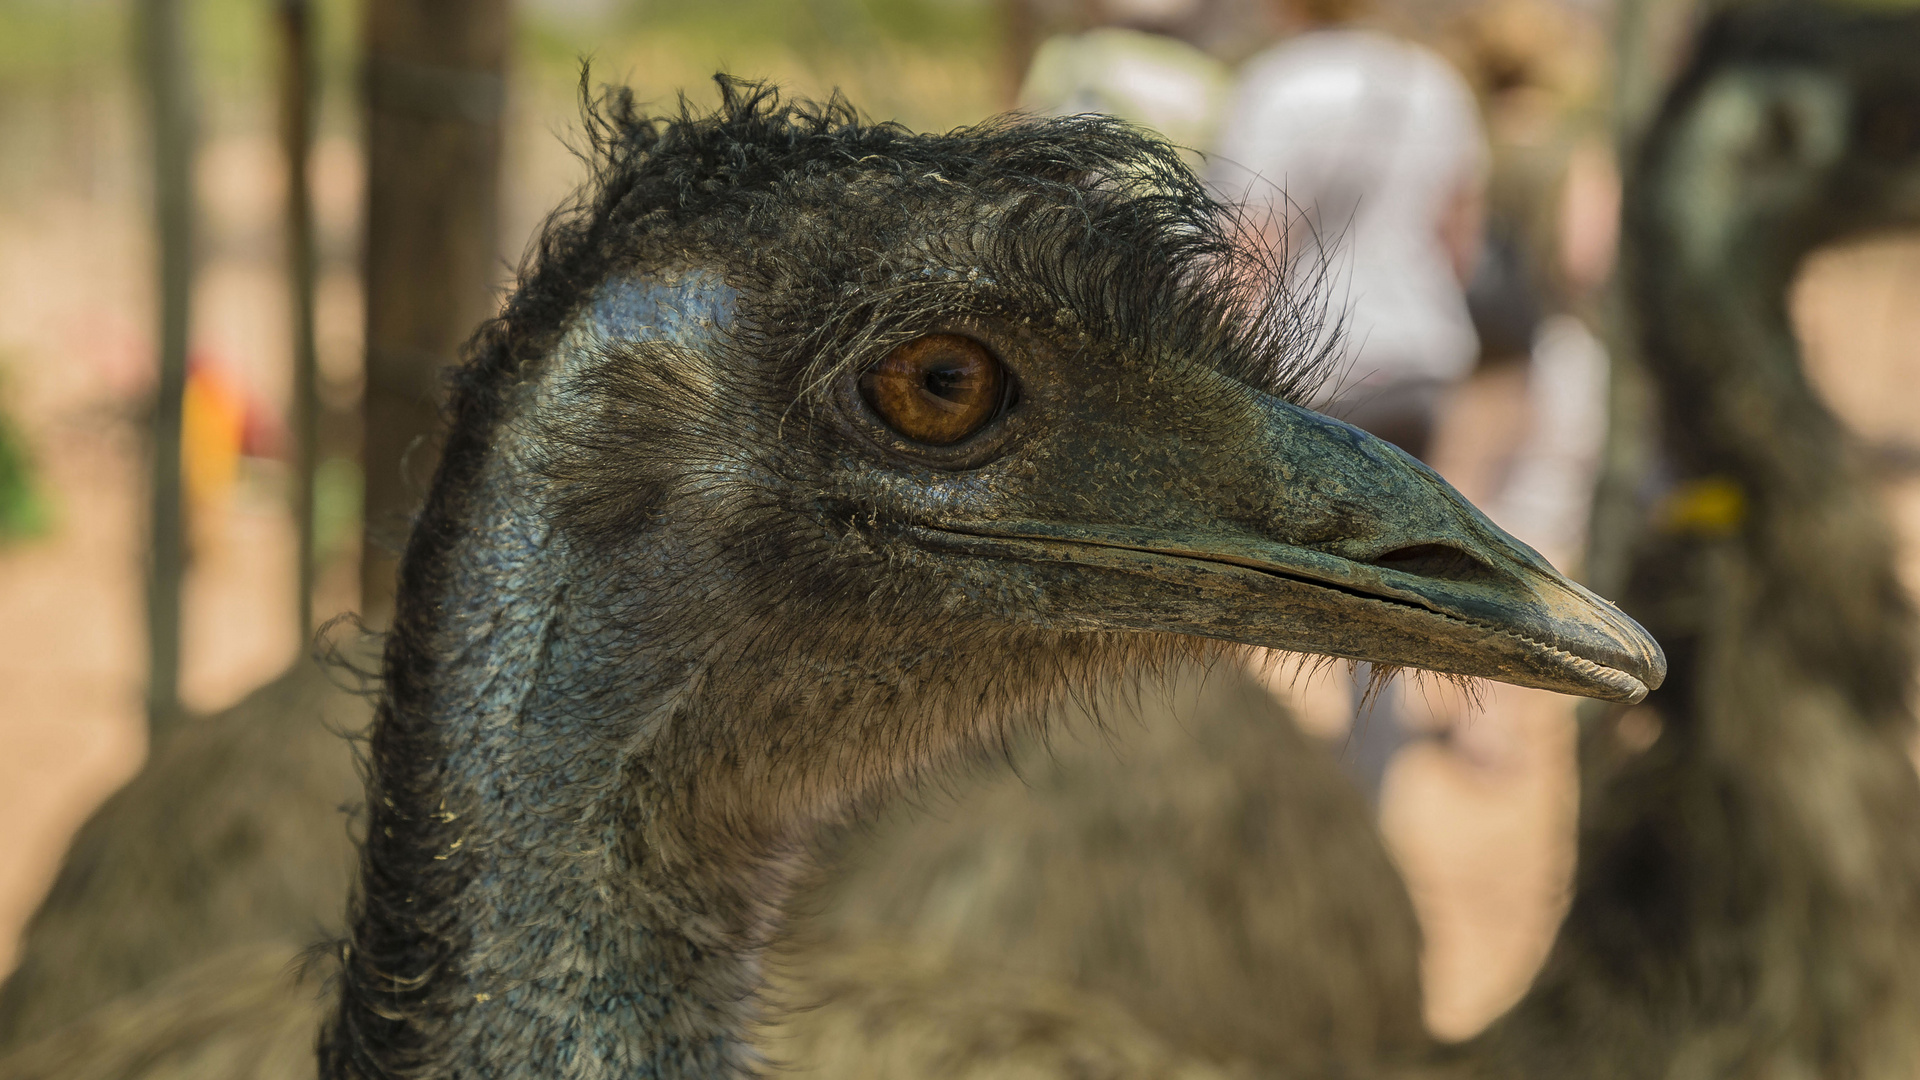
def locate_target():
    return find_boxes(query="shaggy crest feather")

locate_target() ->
[465,76,1342,446]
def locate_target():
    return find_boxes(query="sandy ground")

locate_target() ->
[0,118,1916,1044]
[0,132,362,980]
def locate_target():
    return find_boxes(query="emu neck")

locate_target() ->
[1633,193,1911,722]
[330,280,784,1080]
[1636,205,1820,486]
[371,475,778,1079]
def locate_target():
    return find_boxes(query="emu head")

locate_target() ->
[447,86,1661,809]
[1643,5,1920,284]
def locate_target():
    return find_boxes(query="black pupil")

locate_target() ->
[922,360,969,401]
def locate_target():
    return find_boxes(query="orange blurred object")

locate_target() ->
[181,356,282,514]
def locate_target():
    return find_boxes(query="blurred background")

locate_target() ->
[0,0,1914,1046]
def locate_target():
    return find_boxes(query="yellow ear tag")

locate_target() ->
[1658,477,1747,537]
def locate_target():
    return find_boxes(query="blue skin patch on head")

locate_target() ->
[585,271,739,349]
[537,271,740,417]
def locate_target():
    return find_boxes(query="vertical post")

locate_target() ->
[139,0,195,733]
[280,0,319,643]
[999,0,1040,109]
[359,0,511,626]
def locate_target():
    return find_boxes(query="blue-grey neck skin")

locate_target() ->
[407,273,769,1078]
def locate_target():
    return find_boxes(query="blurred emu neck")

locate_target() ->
[327,275,773,1080]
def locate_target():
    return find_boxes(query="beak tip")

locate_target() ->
[1630,629,1668,700]
[1581,592,1666,703]
[1567,632,1663,704]
[1592,667,1652,705]
[1610,639,1666,705]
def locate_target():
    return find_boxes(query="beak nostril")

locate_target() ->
[1370,543,1493,583]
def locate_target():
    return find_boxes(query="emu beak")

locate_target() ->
[913,395,1665,703]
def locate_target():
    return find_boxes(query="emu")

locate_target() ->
[763,6,1920,1078]
[1481,7,1920,1074]
[0,82,1656,1079]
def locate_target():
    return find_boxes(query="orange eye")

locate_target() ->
[860,334,1007,446]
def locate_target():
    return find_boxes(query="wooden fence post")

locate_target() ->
[359,0,511,626]
[138,0,195,733]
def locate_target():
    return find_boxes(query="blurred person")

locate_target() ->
[1482,132,1621,568]
[1489,312,1609,567]
[1017,0,1231,156]
[1447,0,1606,366]
[1211,0,1486,462]
[1210,0,1490,802]
[1445,0,1619,569]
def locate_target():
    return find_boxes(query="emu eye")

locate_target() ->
[860,334,1007,446]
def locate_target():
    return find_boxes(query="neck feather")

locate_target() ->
[331,463,788,1079]
[1634,200,1912,722]
[321,270,1151,1079]
[324,276,794,1080]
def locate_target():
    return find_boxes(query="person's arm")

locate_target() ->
[1557,134,1621,299]
[1429,51,1491,287]
[1438,175,1486,285]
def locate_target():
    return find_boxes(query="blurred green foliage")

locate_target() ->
[0,0,1005,132]
[0,0,125,89]
[518,0,1006,131]
[0,399,51,544]
[521,0,998,62]
[312,455,360,564]
[0,0,357,94]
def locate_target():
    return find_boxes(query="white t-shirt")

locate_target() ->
[1020,28,1230,159]
[1211,30,1487,391]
